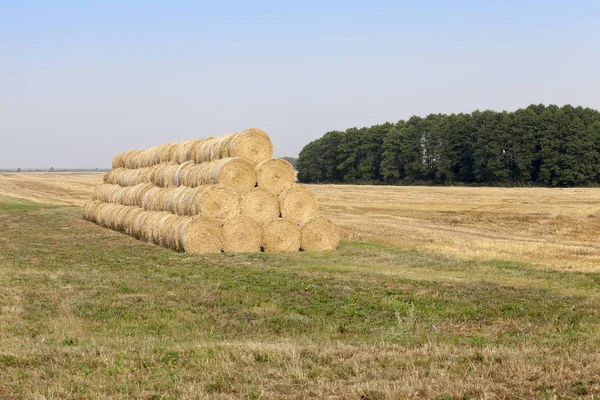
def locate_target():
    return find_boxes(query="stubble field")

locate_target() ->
[1,173,599,398]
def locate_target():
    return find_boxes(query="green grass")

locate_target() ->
[0,194,50,213]
[0,201,599,398]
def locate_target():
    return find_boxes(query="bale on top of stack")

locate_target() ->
[82,127,339,254]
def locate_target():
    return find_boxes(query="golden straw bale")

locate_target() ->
[174,140,196,163]
[226,128,273,165]
[175,188,196,215]
[262,218,301,252]
[256,158,295,195]
[197,184,240,220]
[163,215,186,250]
[209,136,229,161]
[179,217,223,254]
[133,183,154,207]
[142,186,162,211]
[212,158,257,189]
[188,139,203,163]
[195,137,215,163]
[299,216,340,252]
[240,187,280,225]
[112,153,124,169]
[165,143,179,163]
[278,185,318,223]
[124,207,145,235]
[223,216,261,253]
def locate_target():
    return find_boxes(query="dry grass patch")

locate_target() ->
[1,202,600,398]
[4,174,600,270]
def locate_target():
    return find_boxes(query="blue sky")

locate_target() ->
[1,1,599,168]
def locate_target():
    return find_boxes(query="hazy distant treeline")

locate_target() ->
[297,104,600,186]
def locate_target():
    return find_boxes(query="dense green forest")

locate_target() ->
[297,104,600,186]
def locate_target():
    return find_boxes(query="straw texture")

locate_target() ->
[86,128,337,254]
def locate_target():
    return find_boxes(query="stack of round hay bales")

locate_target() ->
[85,128,339,254]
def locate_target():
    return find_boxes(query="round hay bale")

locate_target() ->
[228,128,274,165]
[133,183,154,207]
[147,164,161,184]
[163,215,187,250]
[104,168,122,184]
[188,187,204,215]
[212,158,256,190]
[197,163,213,185]
[196,137,215,163]
[175,187,196,215]
[165,143,179,163]
[124,207,145,235]
[262,218,301,252]
[81,200,95,220]
[299,216,340,252]
[142,186,161,211]
[222,216,261,253]
[113,206,130,231]
[198,185,240,220]
[112,153,125,169]
[171,217,190,251]
[188,139,203,163]
[178,162,200,187]
[173,140,194,163]
[278,185,317,223]
[179,217,223,254]
[156,214,178,247]
[173,161,194,186]
[158,143,172,163]
[92,185,104,201]
[123,186,138,206]
[139,167,153,184]
[256,158,295,195]
[149,212,171,243]
[132,210,152,238]
[165,187,187,213]
[155,163,179,187]
[209,136,229,161]
[88,200,104,222]
[239,187,280,225]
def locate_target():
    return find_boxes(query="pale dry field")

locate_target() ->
[2,173,600,271]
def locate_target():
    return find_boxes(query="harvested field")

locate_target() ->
[3,173,600,271]
[0,173,99,205]
[1,195,600,399]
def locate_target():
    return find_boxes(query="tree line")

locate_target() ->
[297,104,600,186]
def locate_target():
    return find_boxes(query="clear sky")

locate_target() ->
[1,1,599,169]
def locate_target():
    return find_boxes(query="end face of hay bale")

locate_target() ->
[180,217,223,254]
[240,187,280,225]
[262,218,300,253]
[214,158,257,190]
[299,216,340,252]
[198,185,240,220]
[256,158,295,195]
[223,216,262,253]
[278,185,318,223]
[228,128,274,165]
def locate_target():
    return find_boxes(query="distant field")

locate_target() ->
[2,173,600,271]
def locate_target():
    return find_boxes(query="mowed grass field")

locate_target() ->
[1,173,600,398]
